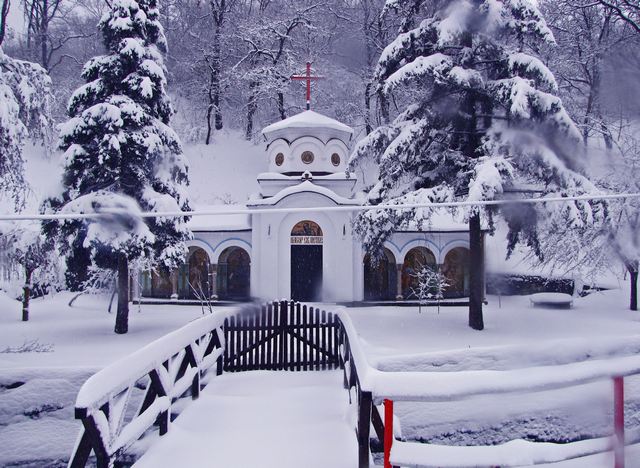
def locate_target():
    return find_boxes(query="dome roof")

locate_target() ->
[261,110,353,144]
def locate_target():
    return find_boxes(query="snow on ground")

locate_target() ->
[0,292,213,369]
[347,288,640,365]
[1,288,640,466]
[0,292,217,467]
[133,371,357,468]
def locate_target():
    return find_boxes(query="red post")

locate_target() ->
[384,399,394,468]
[614,376,625,468]
[306,62,312,108]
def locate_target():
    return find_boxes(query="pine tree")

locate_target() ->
[0,47,52,209]
[47,0,190,334]
[350,0,602,330]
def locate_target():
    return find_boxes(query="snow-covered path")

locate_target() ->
[133,370,357,468]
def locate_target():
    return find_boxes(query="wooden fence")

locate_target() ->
[223,301,341,372]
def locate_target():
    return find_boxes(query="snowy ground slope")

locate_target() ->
[133,371,357,468]
[184,131,268,206]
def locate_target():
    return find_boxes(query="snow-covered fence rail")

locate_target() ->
[377,361,640,467]
[68,312,228,468]
[332,308,640,468]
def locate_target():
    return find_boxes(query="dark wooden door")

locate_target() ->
[291,245,322,301]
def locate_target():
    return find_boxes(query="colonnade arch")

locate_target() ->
[362,242,471,301]
[363,248,397,301]
[141,242,251,301]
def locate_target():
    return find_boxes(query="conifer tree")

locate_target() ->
[350,0,602,330]
[48,0,190,334]
[0,47,52,209]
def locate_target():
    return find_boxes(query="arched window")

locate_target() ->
[442,247,470,298]
[217,247,251,300]
[141,268,173,298]
[364,248,397,301]
[401,247,437,299]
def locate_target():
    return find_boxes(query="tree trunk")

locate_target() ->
[115,253,129,334]
[630,268,638,311]
[22,267,32,322]
[364,81,372,134]
[469,212,484,330]
[246,80,258,139]
[277,91,286,120]
[0,0,10,46]
[378,89,389,125]
[212,28,223,131]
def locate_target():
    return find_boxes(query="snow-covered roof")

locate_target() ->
[248,181,361,207]
[187,205,251,231]
[261,110,354,144]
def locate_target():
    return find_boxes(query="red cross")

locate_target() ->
[290,62,324,110]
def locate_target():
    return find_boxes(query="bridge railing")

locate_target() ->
[377,365,640,468]
[68,312,228,468]
[68,301,345,468]
[333,308,640,468]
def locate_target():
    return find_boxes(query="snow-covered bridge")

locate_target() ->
[67,301,640,468]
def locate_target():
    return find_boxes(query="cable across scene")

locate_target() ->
[0,191,638,222]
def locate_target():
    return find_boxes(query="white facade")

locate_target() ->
[141,110,473,303]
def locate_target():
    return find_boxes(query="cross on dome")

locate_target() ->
[290,62,324,110]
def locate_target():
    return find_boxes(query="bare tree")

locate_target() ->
[203,0,237,143]
[0,0,10,46]
[596,0,640,33]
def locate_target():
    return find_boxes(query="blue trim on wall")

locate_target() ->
[210,237,252,253]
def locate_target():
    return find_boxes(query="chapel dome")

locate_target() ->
[261,110,354,174]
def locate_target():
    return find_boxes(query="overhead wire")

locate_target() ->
[0,191,638,222]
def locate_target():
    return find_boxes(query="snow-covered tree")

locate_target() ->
[0,220,62,321]
[0,47,53,208]
[411,263,449,314]
[350,0,603,330]
[46,0,191,334]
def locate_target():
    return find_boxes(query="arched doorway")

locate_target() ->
[443,247,470,298]
[182,247,211,299]
[217,246,251,300]
[401,247,437,299]
[290,220,323,301]
[364,248,397,301]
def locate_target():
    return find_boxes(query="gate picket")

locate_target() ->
[302,305,308,371]
[266,303,273,370]
[313,307,322,370]
[295,303,302,371]
[321,309,327,370]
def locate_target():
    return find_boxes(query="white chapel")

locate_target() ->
[137,110,475,304]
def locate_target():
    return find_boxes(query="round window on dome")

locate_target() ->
[301,151,314,164]
[331,153,341,166]
[275,152,284,166]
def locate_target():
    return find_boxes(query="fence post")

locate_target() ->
[384,399,394,468]
[614,376,624,468]
[358,391,372,468]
